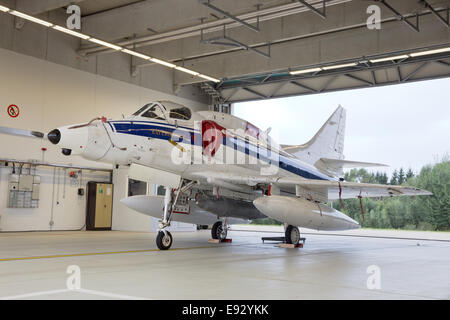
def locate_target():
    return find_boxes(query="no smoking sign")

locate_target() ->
[7,105,20,118]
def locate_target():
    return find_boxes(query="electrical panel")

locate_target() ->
[8,174,40,208]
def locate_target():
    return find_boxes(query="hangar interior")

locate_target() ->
[0,0,449,299]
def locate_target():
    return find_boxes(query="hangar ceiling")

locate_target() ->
[1,0,449,104]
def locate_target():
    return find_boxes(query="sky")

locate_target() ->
[233,78,450,177]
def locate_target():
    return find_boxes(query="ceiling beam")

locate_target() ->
[78,0,350,56]
[199,0,260,32]
[16,0,84,15]
[420,0,449,27]
[297,0,326,19]
[377,0,420,32]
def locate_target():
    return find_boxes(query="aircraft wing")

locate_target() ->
[190,171,432,201]
[278,179,432,200]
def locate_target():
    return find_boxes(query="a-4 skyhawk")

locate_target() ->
[0,101,432,250]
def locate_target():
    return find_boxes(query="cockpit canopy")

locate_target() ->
[132,101,192,121]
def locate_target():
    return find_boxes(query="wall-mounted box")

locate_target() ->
[18,175,33,192]
[8,175,40,208]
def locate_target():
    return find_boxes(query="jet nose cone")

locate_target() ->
[48,129,61,145]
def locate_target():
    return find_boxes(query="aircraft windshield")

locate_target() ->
[132,104,151,116]
[141,104,166,121]
[133,101,191,122]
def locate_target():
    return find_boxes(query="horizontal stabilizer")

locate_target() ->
[319,158,388,168]
[315,158,388,177]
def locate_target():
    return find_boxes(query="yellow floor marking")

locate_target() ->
[0,245,216,262]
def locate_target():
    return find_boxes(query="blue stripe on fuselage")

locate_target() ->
[109,121,331,181]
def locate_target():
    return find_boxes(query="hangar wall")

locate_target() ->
[0,48,208,232]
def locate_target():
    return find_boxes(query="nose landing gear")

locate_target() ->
[156,230,173,251]
[156,179,196,251]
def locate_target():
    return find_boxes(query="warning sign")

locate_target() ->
[7,105,20,118]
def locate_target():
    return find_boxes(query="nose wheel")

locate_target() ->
[156,231,173,250]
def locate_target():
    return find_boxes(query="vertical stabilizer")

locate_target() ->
[282,106,346,166]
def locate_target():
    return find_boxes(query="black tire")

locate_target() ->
[285,225,300,245]
[156,231,173,250]
[211,221,227,240]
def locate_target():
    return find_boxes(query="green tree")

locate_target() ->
[398,168,405,185]
[390,170,398,185]
[381,173,388,184]
[406,168,415,181]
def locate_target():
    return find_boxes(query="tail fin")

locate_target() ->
[281,106,346,165]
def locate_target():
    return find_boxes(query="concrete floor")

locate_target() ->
[0,228,449,300]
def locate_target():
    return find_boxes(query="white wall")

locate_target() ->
[0,166,110,232]
[111,168,196,233]
[0,48,207,232]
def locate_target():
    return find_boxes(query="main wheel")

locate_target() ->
[211,221,227,241]
[156,231,173,250]
[285,225,300,245]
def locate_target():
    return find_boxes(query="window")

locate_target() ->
[128,179,147,197]
[142,105,166,120]
[169,107,191,121]
[132,104,151,116]
[156,185,166,196]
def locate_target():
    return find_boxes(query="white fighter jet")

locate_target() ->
[0,101,432,250]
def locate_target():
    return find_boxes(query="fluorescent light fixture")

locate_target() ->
[2,8,221,84]
[150,58,176,68]
[175,66,200,76]
[370,55,409,63]
[89,38,122,51]
[122,49,151,60]
[290,67,322,75]
[9,10,53,27]
[199,74,221,83]
[53,25,90,40]
[322,62,358,70]
[410,47,450,57]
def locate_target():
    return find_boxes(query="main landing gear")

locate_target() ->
[285,225,301,245]
[211,220,228,241]
[156,179,195,251]
[261,225,304,247]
